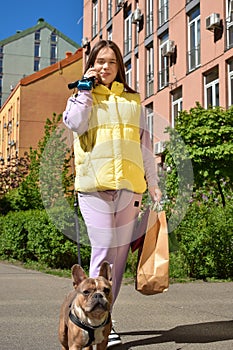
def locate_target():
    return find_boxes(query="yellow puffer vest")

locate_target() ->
[73,81,147,193]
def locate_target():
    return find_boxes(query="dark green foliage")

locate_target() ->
[164,103,233,209]
[0,209,91,270]
[159,103,233,280]
[172,200,233,279]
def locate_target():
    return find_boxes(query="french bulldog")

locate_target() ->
[59,261,112,350]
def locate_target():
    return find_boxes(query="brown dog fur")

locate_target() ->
[58,261,112,350]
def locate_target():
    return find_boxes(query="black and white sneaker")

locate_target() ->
[107,327,122,348]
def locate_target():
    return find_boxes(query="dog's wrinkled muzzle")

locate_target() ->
[86,293,108,312]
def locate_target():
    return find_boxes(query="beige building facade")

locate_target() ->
[82,0,233,153]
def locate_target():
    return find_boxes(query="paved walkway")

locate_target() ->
[0,262,233,349]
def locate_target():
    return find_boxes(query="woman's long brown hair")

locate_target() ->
[84,40,137,93]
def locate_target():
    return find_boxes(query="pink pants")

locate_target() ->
[78,190,142,305]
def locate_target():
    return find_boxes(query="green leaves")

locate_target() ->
[164,103,233,208]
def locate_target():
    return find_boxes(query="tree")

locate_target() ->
[164,103,233,207]
[0,155,29,197]
[2,113,74,212]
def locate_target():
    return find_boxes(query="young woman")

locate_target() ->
[63,40,162,347]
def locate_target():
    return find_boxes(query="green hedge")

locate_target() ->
[0,208,91,270]
[172,200,233,279]
[1,201,232,280]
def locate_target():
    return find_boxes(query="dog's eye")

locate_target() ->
[82,290,90,296]
[103,287,110,295]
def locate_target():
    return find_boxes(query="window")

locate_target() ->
[158,0,169,27]
[145,103,154,141]
[0,52,2,74]
[171,87,182,127]
[34,31,40,71]
[107,26,112,41]
[116,0,124,10]
[51,32,57,42]
[107,0,112,21]
[50,32,57,65]
[159,33,169,89]
[50,44,57,65]
[34,43,40,57]
[125,61,132,87]
[226,0,233,48]
[228,59,233,106]
[188,6,200,72]
[34,59,40,72]
[135,55,139,92]
[35,30,40,41]
[124,9,132,55]
[146,45,154,97]
[146,0,153,37]
[92,1,98,37]
[204,68,219,108]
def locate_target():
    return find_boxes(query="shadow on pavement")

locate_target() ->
[115,320,233,349]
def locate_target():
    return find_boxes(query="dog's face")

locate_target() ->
[72,262,112,322]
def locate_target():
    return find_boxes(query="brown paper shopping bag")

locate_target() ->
[135,206,169,295]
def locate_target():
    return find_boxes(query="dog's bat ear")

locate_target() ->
[71,264,87,288]
[99,261,112,283]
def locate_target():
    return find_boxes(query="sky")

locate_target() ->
[0,0,84,46]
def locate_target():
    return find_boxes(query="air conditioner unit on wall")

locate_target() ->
[132,8,142,23]
[154,141,166,155]
[206,13,221,30]
[162,40,175,57]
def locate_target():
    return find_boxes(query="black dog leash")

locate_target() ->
[74,192,81,266]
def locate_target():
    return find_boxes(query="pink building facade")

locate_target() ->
[82,0,233,154]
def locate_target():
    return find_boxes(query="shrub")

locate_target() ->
[0,209,91,270]
[173,200,233,279]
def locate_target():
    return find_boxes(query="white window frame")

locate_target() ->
[92,1,98,37]
[107,27,112,41]
[226,0,233,48]
[158,0,169,27]
[159,35,169,89]
[124,12,132,55]
[135,55,139,92]
[188,7,200,72]
[228,59,233,106]
[204,72,219,108]
[145,105,154,141]
[125,61,132,87]
[146,46,154,97]
[146,0,153,36]
[107,0,112,21]
[171,89,182,128]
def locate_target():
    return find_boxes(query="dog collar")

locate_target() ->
[69,310,111,347]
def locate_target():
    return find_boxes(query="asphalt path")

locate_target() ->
[0,262,233,349]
